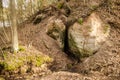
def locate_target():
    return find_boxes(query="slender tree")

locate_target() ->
[10,0,19,53]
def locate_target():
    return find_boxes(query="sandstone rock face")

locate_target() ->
[68,13,110,57]
[46,17,66,49]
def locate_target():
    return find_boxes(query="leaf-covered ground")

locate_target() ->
[0,0,120,80]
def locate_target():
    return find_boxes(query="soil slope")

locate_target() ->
[0,0,120,80]
[19,0,120,80]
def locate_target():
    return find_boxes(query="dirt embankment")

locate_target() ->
[0,0,120,80]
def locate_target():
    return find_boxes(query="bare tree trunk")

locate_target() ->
[10,0,19,53]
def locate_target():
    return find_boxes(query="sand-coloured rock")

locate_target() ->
[68,13,110,57]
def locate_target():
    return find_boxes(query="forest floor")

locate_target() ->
[0,0,120,80]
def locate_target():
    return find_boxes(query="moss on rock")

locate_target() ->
[77,18,83,25]
[103,25,110,34]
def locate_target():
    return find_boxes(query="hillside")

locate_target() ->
[0,0,120,80]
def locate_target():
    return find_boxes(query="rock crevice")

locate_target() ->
[46,12,110,58]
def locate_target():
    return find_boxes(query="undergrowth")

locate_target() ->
[0,46,53,71]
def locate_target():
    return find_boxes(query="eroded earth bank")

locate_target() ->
[0,0,120,80]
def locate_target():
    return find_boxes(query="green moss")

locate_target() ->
[36,56,45,66]
[57,3,64,9]
[0,51,53,71]
[79,48,93,57]
[69,33,81,57]
[77,18,83,25]
[68,33,94,58]
[67,64,73,69]
[3,52,7,59]
[69,34,78,51]
[104,25,110,34]
[90,5,97,10]
[0,54,24,70]
[19,46,26,52]
[34,56,52,67]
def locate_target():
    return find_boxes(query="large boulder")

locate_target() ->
[68,12,110,57]
[46,16,66,49]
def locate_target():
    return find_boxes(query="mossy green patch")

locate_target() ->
[67,64,73,69]
[0,53,25,70]
[57,2,64,9]
[0,51,53,71]
[69,33,81,57]
[90,5,97,10]
[32,55,52,67]
[79,48,93,57]
[69,33,78,52]
[104,25,110,34]
[77,18,83,25]
[19,46,26,52]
